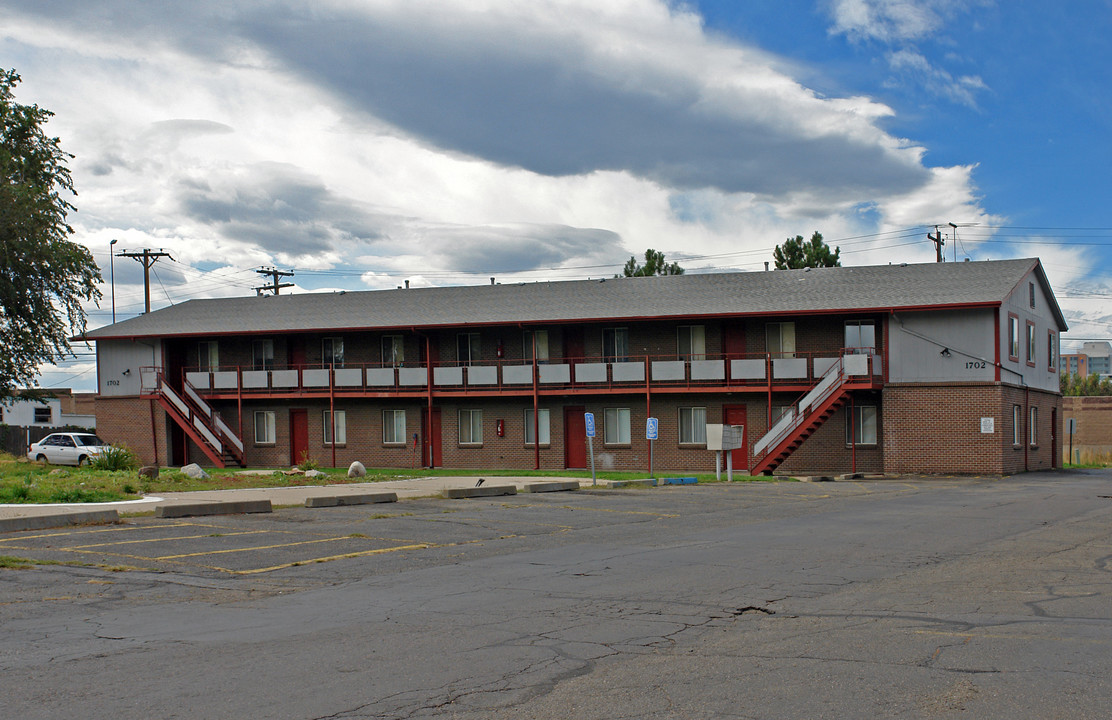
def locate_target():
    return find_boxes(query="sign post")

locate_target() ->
[646,417,658,478]
[584,412,596,485]
[1067,417,1076,466]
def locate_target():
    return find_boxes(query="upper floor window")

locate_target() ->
[1047,332,1057,373]
[253,339,274,370]
[524,330,549,363]
[33,406,52,424]
[198,341,219,371]
[844,320,876,354]
[766,322,795,359]
[1026,321,1036,367]
[1029,282,1036,309]
[603,328,629,362]
[678,325,706,361]
[323,337,344,367]
[457,333,480,365]
[1007,314,1019,361]
[382,335,404,367]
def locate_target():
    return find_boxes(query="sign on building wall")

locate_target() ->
[981,417,994,434]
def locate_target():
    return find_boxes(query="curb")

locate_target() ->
[522,481,580,493]
[601,478,658,489]
[0,509,120,534]
[443,485,518,499]
[305,492,398,508]
[155,500,273,518]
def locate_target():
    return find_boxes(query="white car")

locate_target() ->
[27,433,111,467]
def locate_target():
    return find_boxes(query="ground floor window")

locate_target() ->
[605,408,631,445]
[33,406,52,424]
[460,409,483,445]
[678,407,707,444]
[383,409,406,445]
[525,408,550,445]
[1013,405,1023,445]
[1029,406,1038,446]
[323,410,347,445]
[254,411,276,444]
[846,405,877,445]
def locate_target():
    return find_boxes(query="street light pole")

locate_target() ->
[109,238,118,323]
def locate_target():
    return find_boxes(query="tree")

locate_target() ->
[0,69,101,401]
[1060,372,1112,396]
[773,231,841,270]
[621,248,685,277]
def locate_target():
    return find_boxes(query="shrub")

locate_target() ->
[297,451,320,471]
[91,445,139,472]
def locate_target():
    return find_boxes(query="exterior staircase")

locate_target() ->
[750,357,853,476]
[141,368,245,468]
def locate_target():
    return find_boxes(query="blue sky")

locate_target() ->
[2,0,1110,391]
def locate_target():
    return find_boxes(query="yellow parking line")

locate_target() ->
[217,543,434,575]
[154,535,351,560]
[0,522,196,543]
[63,530,269,550]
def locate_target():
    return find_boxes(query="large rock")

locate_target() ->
[304,469,326,479]
[348,461,367,478]
[138,465,159,479]
[181,463,209,479]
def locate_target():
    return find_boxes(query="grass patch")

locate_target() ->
[0,555,34,569]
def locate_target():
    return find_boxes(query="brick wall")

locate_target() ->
[1062,396,1112,460]
[95,396,168,466]
[883,383,1061,475]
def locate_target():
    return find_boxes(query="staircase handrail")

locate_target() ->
[183,376,244,457]
[753,357,846,458]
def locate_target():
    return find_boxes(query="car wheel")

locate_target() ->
[78,455,89,467]
[36,454,48,463]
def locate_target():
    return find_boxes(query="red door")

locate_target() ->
[724,324,746,358]
[564,406,587,468]
[422,407,442,468]
[288,338,306,370]
[1051,408,1058,468]
[723,405,748,471]
[564,328,585,376]
[290,409,308,467]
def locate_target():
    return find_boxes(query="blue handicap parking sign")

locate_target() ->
[646,417,658,440]
[584,412,596,438]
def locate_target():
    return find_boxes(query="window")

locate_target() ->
[457,333,481,365]
[1029,407,1038,446]
[1012,405,1022,445]
[198,341,219,371]
[323,410,347,445]
[604,408,631,444]
[323,337,344,367]
[33,406,51,424]
[766,322,796,359]
[524,330,549,363]
[0,407,4,422]
[677,325,706,360]
[1026,321,1036,366]
[254,411,276,444]
[1048,332,1057,372]
[1007,314,1019,361]
[1029,282,1036,309]
[679,407,707,444]
[253,339,274,370]
[383,410,407,445]
[846,406,877,445]
[459,409,483,445]
[524,408,551,445]
[844,320,876,354]
[382,335,404,367]
[602,328,629,362]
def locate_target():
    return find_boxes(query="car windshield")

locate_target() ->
[74,435,105,447]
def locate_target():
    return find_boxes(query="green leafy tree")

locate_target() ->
[0,69,100,401]
[773,231,841,269]
[621,248,685,277]
[1060,372,1112,396]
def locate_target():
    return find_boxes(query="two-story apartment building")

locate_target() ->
[83,258,1066,475]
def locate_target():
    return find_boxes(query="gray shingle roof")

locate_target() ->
[81,258,1067,340]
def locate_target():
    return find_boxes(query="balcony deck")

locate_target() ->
[179,352,884,400]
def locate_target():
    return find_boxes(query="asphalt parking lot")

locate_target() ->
[3,472,1111,719]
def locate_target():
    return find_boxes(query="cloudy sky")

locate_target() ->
[3,0,1110,392]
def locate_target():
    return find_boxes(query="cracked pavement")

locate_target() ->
[2,471,1111,718]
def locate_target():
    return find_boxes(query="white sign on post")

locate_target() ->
[584,412,595,438]
[646,417,658,440]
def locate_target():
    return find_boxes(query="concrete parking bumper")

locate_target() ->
[154,500,273,518]
[0,509,120,534]
[443,484,518,499]
[305,492,398,508]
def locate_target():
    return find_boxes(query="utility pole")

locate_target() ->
[118,248,173,313]
[254,267,295,295]
[927,226,945,263]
